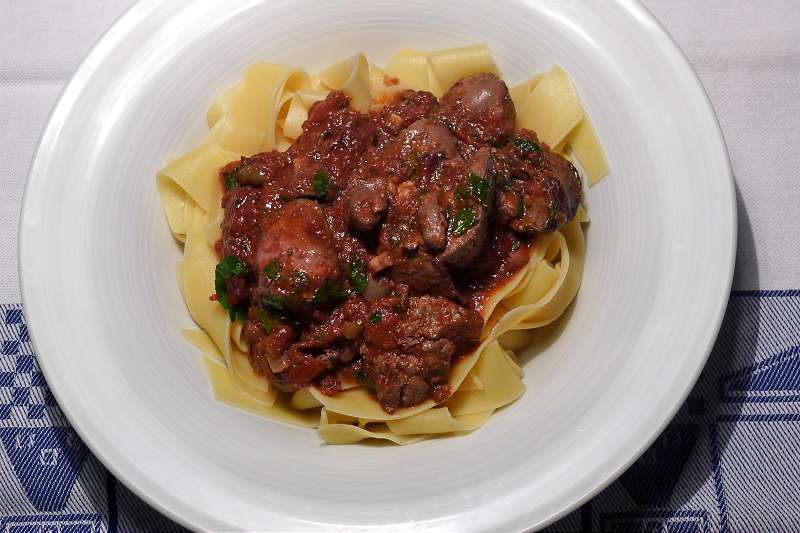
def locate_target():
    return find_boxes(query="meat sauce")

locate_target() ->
[216,73,582,413]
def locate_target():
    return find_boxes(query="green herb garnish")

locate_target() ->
[347,255,368,294]
[451,207,477,236]
[369,311,382,324]
[222,169,239,191]
[214,256,248,320]
[263,259,282,281]
[469,173,490,207]
[514,137,542,154]
[313,170,330,200]
[258,310,278,334]
[262,294,286,311]
[312,279,348,307]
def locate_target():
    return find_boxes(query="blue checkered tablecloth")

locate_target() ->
[1,1,799,531]
[0,304,184,533]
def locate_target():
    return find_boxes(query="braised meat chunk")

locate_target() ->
[437,152,495,267]
[284,91,375,200]
[222,151,290,188]
[389,254,461,302]
[346,176,389,232]
[361,295,483,412]
[417,190,447,251]
[216,72,583,412]
[371,89,439,147]
[220,186,267,263]
[491,130,582,234]
[436,72,516,147]
[256,296,369,393]
[378,118,460,185]
[254,199,341,311]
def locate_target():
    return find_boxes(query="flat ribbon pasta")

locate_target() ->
[318,53,372,112]
[385,44,500,98]
[368,63,407,102]
[182,226,231,361]
[204,358,318,427]
[318,408,427,445]
[157,45,603,445]
[565,115,609,184]
[513,67,608,184]
[516,66,584,148]
[156,143,240,241]
[428,44,499,94]
[445,342,525,416]
[206,62,312,154]
[385,49,432,93]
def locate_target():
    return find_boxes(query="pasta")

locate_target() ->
[156,44,608,445]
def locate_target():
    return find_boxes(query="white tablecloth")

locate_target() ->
[1,1,798,531]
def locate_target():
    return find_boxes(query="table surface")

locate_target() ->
[1,1,798,532]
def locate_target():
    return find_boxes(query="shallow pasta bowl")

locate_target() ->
[19,0,735,531]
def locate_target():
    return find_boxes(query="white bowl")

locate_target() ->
[19,0,735,530]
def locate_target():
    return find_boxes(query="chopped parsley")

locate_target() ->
[258,309,278,334]
[347,255,368,294]
[313,170,330,200]
[262,259,282,281]
[451,207,477,236]
[514,137,542,154]
[214,256,248,320]
[469,173,490,207]
[393,302,403,312]
[216,255,247,282]
[312,279,348,307]
[262,294,286,311]
[222,168,239,190]
[369,311,382,324]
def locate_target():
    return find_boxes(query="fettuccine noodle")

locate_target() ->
[156,44,608,444]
